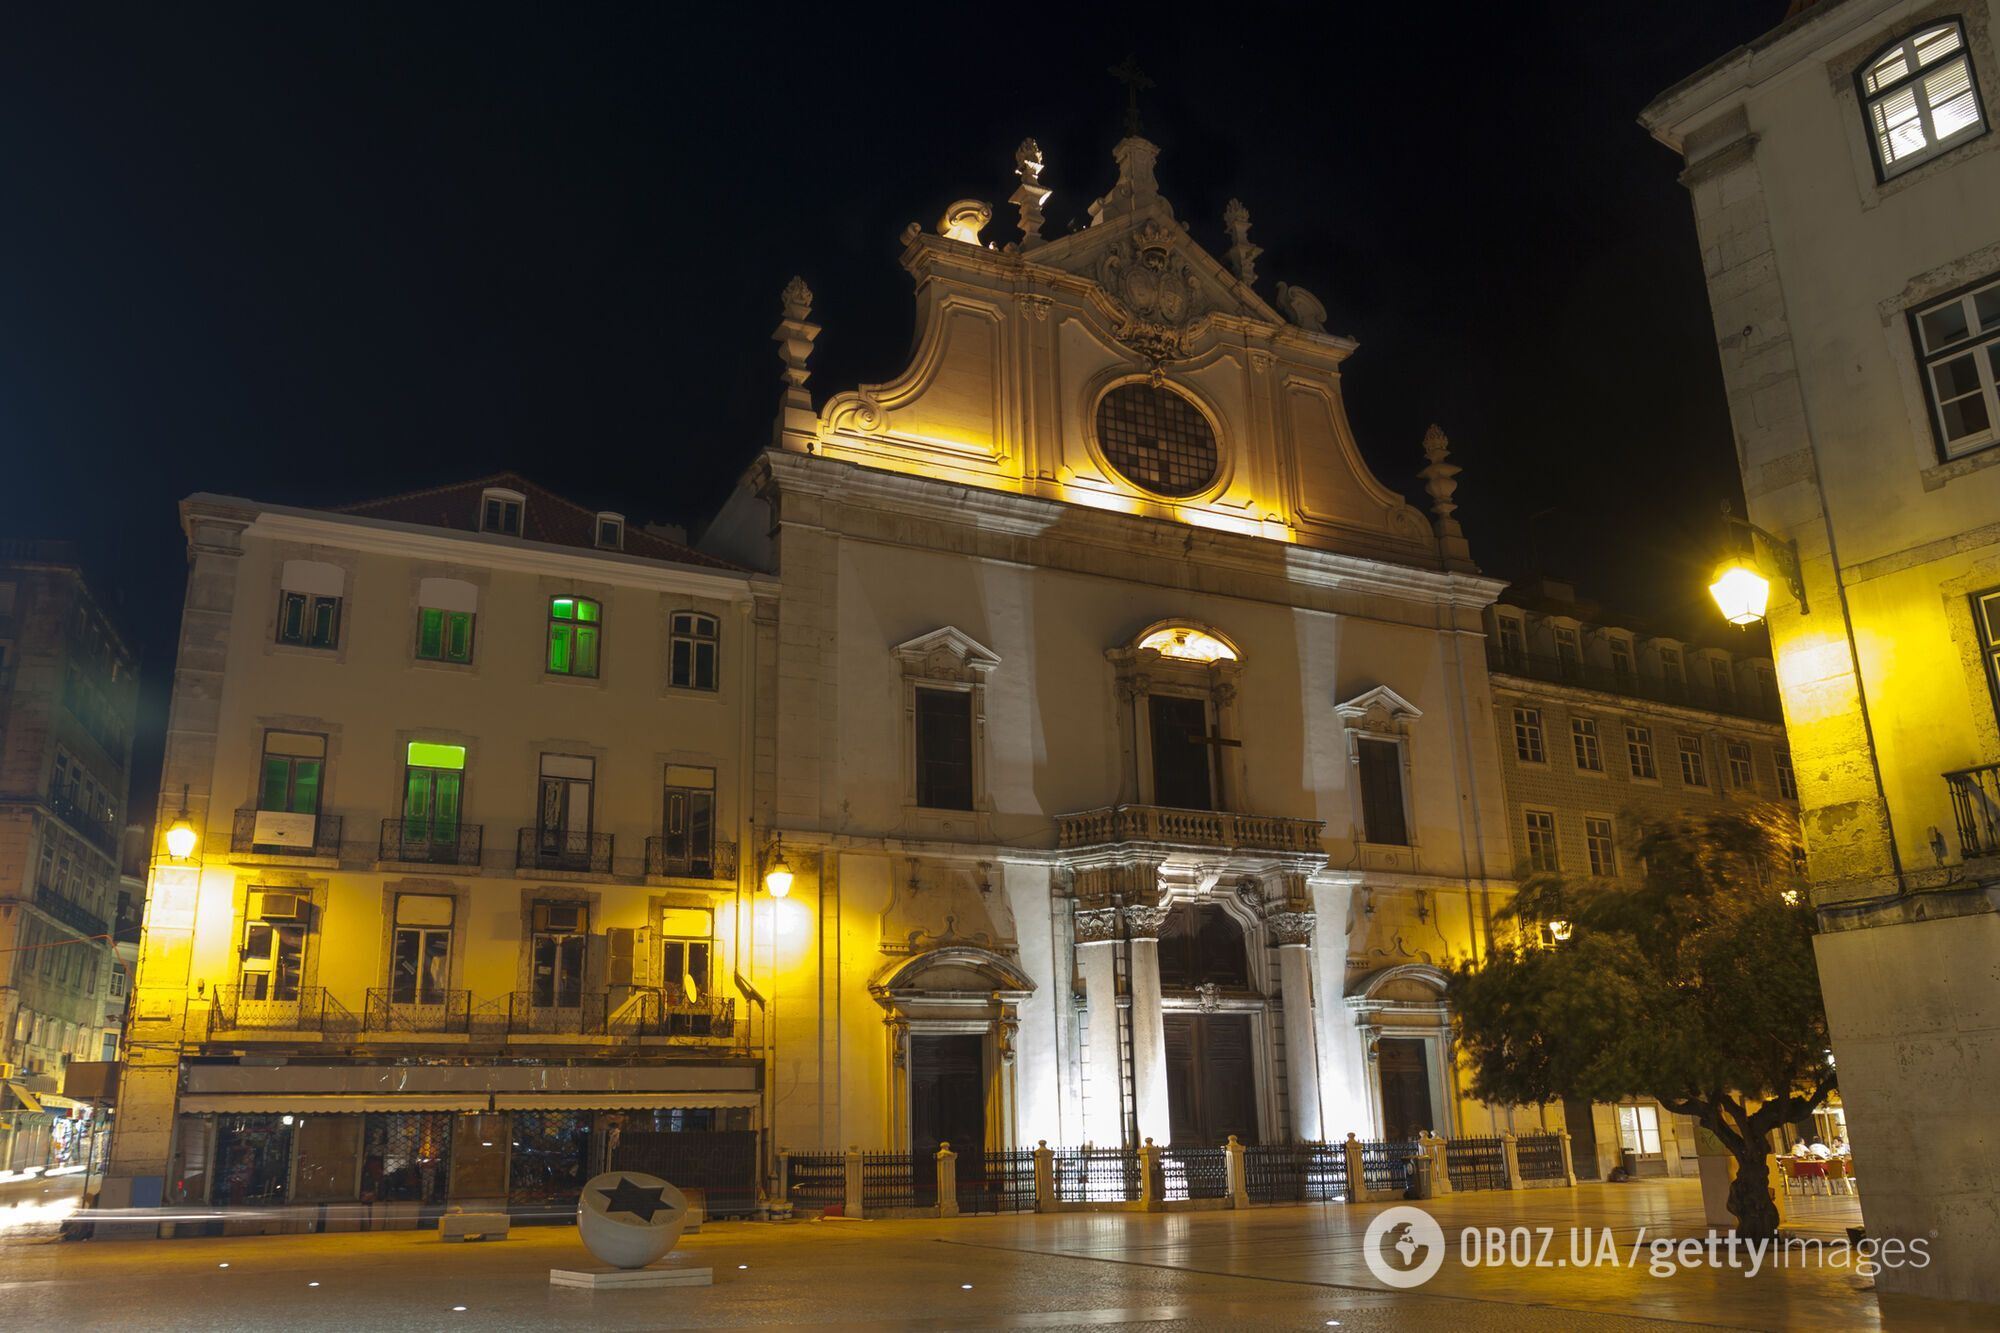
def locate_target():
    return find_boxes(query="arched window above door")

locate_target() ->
[1156,903,1250,991]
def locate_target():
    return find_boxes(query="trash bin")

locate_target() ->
[1405,1155,1434,1200]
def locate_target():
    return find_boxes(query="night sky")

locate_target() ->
[1,3,1784,819]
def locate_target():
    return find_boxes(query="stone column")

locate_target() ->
[1074,909,1125,1147]
[1124,904,1172,1146]
[1270,910,1322,1142]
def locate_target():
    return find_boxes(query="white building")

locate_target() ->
[1644,0,2000,1303]
[705,130,1527,1164]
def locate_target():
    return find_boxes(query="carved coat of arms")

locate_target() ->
[1099,220,1205,364]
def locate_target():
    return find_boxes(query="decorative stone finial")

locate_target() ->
[1275,282,1327,333]
[1419,423,1473,568]
[938,199,993,246]
[771,276,821,448]
[1012,139,1050,250]
[1088,135,1168,228]
[1222,199,1261,285]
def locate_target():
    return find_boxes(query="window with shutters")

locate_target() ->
[391,894,454,1005]
[1609,637,1635,682]
[1513,707,1545,764]
[914,686,975,810]
[1571,717,1603,772]
[1554,626,1582,677]
[1914,276,2000,460]
[669,611,719,691]
[660,765,716,877]
[1524,810,1559,872]
[1658,645,1685,690]
[1726,739,1755,788]
[1355,736,1409,846]
[240,890,309,1002]
[1497,615,1526,667]
[530,902,587,1009]
[1776,749,1798,800]
[416,608,474,664]
[278,591,341,648]
[1860,22,1985,180]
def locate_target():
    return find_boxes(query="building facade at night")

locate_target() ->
[701,130,1530,1168]
[1483,579,1796,1180]
[1645,0,2000,1302]
[0,542,137,1170]
[102,479,777,1218]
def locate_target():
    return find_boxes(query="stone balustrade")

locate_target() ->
[1056,804,1324,854]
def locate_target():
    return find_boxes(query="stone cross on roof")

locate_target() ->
[1109,56,1153,138]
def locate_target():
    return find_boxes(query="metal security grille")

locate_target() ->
[958,1148,1037,1214]
[785,1152,846,1210]
[508,1111,591,1206]
[1444,1136,1509,1191]
[1243,1142,1347,1203]
[609,1129,758,1217]
[860,1151,933,1210]
[363,1112,452,1204]
[1360,1138,1423,1193]
[1096,383,1219,497]
[1157,1146,1229,1200]
[1052,1145,1140,1203]
[1517,1133,1567,1182]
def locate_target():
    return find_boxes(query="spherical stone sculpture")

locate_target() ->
[576,1171,688,1270]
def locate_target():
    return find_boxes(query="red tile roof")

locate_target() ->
[333,472,740,570]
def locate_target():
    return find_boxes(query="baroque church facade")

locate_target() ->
[706,130,1527,1163]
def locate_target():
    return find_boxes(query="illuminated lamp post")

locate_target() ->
[1708,502,1809,627]
[163,785,198,860]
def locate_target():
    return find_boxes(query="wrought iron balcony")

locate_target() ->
[208,985,356,1035]
[508,989,735,1039]
[34,882,108,938]
[362,988,474,1034]
[1486,645,1783,722]
[47,785,120,854]
[1056,804,1325,854]
[644,837,738,881]
[1946,762,2000,859]
[232,808,342,858]
[516,828,615,875]
[378,818,484,866]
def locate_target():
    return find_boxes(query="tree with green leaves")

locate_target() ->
[1447,806,1834,1238]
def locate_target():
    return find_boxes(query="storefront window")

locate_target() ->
[213,1114,296,1205]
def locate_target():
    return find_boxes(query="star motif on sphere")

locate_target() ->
[598,1176,670,1223]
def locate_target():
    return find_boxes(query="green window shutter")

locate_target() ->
[576,599,599,624]
[260,756,289,811]
[447,612,473,662]
[548,624,571,674]
[289,760,321,814]
[418,608,444,659]
[280,593,305,642]
[435,772,462,828]
[575,625,599,677]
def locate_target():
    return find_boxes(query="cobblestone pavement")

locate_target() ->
[0,1181,1984,1331]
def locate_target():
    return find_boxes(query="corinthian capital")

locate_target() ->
[1267,910,1315,946]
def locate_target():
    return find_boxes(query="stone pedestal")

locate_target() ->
[550,1261,713,1290]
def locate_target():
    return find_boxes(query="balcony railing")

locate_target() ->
[208,985,357,1035]
[378,818,484,866]
[34,882,108,938]
[47,785,120,854]
[644,837,738,881]
[516,828,615,875]
[232,808,342,858]
[1487,645,1783,722]
[1056,804,1325,854]
[507,990,609,1035]
[1946,763,2000,859]
[362,988,473,1034]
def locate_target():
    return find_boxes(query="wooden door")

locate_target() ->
[910,1034,985,1198]
[1163,1013,1260,1146]
[1377,1037,1435,1140]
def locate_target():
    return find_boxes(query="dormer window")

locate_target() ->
[595,513,625,550]
[1861,21,1985,180]
[480,488,525,537]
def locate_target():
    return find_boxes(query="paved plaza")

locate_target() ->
[0,1181,1986,1331]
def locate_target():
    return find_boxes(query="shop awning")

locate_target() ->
[177,1094,490,1114]
[6,1083,44,1113]
[490,1092,760,1111]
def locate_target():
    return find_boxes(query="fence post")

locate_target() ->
[845,1145,865,1219]
[1558,1129,1577,1187]
[775,1146,790,1207]
[1224,1134,1249,1209]
[936,1142,959,1218]
[1139,1138,1162,1211]
[1500,1131,1521,1190]
[1427,1132,1453,1195]
[1034,1140,1054,1212]
[1342,1132,1366,1204]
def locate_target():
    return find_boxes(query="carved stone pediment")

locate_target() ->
[1098,220,1209,364]
[892,626,1001,683]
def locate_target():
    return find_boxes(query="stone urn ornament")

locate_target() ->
[551,1171,710,1287]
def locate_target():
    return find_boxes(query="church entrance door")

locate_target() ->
[1163,1012,1259,1146]
[1377,1037,1435,1140]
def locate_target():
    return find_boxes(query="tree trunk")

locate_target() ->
[1725,1147,1780,1239]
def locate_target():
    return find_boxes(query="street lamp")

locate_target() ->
[164,785,198,860]
[763,844,793,899]
[1546,917,1574,943]
[1708,502,1808,627]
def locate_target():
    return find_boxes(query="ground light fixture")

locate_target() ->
[164,784,198,859]
[1708,501,1808,627]
[763,844,794,898]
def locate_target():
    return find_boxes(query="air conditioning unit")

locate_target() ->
[249,890,303,921]
[535,903,584,933]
